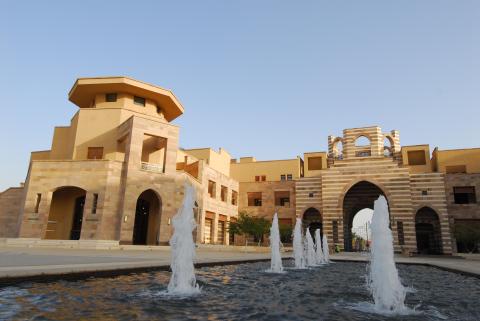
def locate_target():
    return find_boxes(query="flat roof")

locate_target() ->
[68,76,184,122]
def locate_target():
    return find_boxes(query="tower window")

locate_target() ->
[134,96,146,106]
[105,93,117,102]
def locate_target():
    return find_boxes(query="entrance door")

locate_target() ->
[217,221,225,245]
[133,199,150,245]
[416,223,434,254]
[204,218,213,244]
[70,196,85,240]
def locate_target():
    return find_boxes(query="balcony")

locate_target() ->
[141,162,164,173]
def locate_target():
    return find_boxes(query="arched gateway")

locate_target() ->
[133,189,162,245]
[44,186,86,240]
[342,181,386,251]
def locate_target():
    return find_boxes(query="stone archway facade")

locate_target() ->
[296,126,453,254]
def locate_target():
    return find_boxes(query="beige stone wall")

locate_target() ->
[410,173,453,253]
[444,173,480,220]
[18,159,123,240]
[198,161,239,245]
[238,180,296,223]
[443,173,480,252]
[0,187,24,237]
[117,115,183,244]
[231,158,302,183]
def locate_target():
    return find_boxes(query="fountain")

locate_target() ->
[267,213,284,273]
[322,234,330,263]
[314,229,325,265]
[293,217,306,269]
[367,195,406,313]
[305,229,317,267]
[167,183,200,295]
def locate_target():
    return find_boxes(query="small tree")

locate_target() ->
[251,216,271,246]
[455,224,480,253]
[228,211,271,246]
[228,211,254,246]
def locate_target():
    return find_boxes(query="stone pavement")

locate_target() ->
[0,246,478,284]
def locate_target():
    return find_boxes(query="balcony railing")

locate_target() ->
[141,162,164,173]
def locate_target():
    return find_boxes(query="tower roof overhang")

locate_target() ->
[68,76,184,122]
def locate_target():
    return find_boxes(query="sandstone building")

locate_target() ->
[0,77,479,254]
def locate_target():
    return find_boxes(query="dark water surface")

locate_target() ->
[1,261,479,321]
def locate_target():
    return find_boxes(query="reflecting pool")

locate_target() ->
[1,261,479,321]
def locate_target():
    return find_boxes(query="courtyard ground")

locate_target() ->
[0,245,478,285]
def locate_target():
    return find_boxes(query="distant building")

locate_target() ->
[0,77,478,254]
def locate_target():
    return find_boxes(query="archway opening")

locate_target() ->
[355,135,370,146]
[44,186,86,240]
[303,208,322,241]
[384,137,393,157]
[333,138,343,159]
[415,207,442,254]
[351,208,373,251]
[133,189,162,245]
[343,181,386,251]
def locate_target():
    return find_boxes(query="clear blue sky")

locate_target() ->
[1,1,479,191]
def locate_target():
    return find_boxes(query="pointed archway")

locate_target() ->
[302,207,322,239]
[343,181,386,251]
[415,207,442,254]
[133,189,162,245]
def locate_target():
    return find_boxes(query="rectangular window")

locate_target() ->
[287,174,293,181]
[204,217,213,244]
[261,175,266,181]
[332,221,339,243]
[407,150,426,165]
[220,185,228,202]
[134,96,146,106]
[280,174,286,181]
[446,165,467,174]
[274,191,290,207]
[208,180,216,198]
[105,93,117,102]
[247,192,262,206]
[397,221,405,245]
[34,193,41,213]
[308,157,323,170]
[87,147,104,160]
[231,190,238,206]
[92,193,98,214]
[255,176,260,182]
[454,186,477,204]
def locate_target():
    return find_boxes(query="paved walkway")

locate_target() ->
[0,246,478,284]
